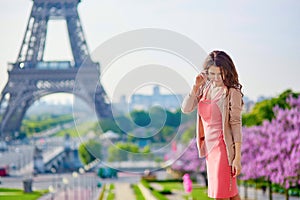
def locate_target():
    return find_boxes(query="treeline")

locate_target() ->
[242,89,299,126]
[21,114,73,137]
[107,142,152,162]
[99,107,185,134]
[96,106,195,144]
[78,107,195,164]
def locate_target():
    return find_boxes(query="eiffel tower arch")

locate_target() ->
[0,0,112,140]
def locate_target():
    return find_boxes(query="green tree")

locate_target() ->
[141,145,151,153]
[108,142,140,161]
[140,145,154,160]
[148,106,166,128]
[98,118,122,133]
[166,109,181,127]
[180,109,197,124]
[181,126,196,145]
[242,89,299,126]
[78,140,102,165]
[130,110,151,127]
[115,116,133,132]
[157,126,174,142]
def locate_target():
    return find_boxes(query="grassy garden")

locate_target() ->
[140,179,211,200]
[132,184,146,200]
[0,188,47,200]
[106,184,115,200]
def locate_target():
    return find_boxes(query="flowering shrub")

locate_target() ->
[241,96,300,189]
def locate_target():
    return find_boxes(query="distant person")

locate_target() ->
[182,50,243,200]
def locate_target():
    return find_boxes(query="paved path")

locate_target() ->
[114,183,136,200]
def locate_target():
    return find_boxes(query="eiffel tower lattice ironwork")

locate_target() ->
[0,0,112,139]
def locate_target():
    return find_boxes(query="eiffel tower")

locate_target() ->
[0,0,111,140]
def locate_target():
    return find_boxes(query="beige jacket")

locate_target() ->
[181,83,243,165]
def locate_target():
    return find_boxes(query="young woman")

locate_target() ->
[182,50,243,200]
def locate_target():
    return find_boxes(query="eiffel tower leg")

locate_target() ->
[74,63,112,120]
[94,84,112,119]
[0,90,34,140]
[73,80,112,120]
[0,93,8,139]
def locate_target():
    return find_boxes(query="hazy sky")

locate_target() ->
[1,0,300,103]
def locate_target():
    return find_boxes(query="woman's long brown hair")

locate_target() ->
[203,50,243,96]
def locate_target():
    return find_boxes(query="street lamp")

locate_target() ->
[51,168,57,190]
[62,177,69,200]
[48,185,55,200]
[79,168,85,200]
[72,171,78,200]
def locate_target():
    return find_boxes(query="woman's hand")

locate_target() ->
[231,158,242,178]
[192,71,207,94]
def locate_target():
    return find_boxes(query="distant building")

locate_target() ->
[113,87,260,114]
[243,96,255,113]
[256,95,270,102]
[242,95,272,113]
[129,85,183,111]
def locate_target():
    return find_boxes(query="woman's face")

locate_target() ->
[207,66,224,87]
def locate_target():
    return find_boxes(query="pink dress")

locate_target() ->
[198,85,238,198]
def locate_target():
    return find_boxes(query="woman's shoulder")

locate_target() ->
[228,87,242,96]
[228,87,243,105]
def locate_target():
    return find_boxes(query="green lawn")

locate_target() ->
[144,180,212,200]
[0,188,47,200]
[159,182,211,200]
[106,184,115,200]
[185,187,211,200]
[159,181,184,190]
[132,184,145,200]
